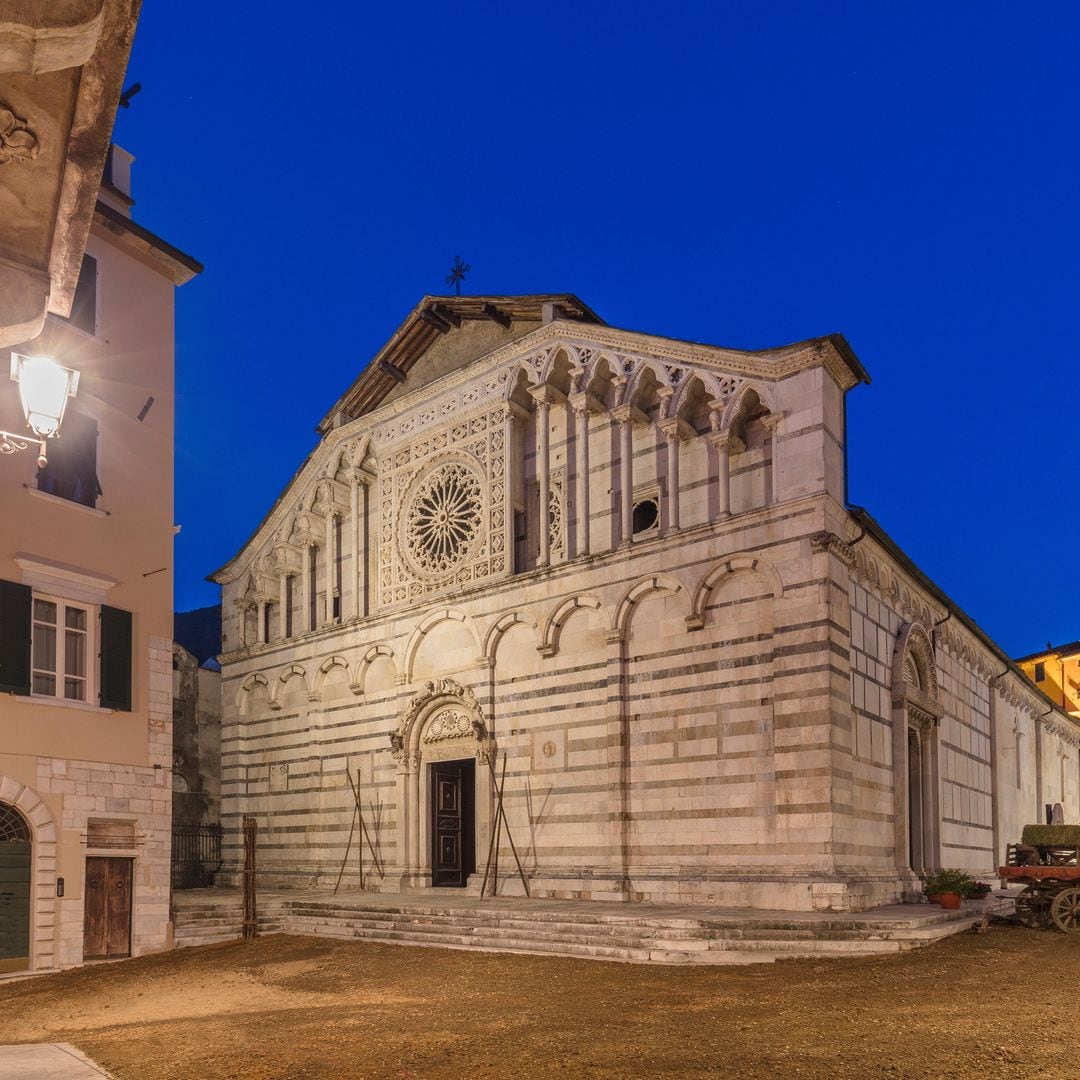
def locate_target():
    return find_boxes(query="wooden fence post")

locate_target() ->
[242,817,258,940]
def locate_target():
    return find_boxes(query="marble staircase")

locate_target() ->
[171,889,1014,966]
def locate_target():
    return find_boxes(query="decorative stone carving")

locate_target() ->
[811,530,856,567]
[390,677,488,767]
[0,102,38,165]
[892,622,944,725]
[423,709,475,743]
[403,459,484,579]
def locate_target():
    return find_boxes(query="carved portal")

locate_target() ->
[891,622,944,881]
[388,677,494,890]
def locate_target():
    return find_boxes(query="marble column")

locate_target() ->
[535,398,551,566]
[611,404,634,547]
[302,542,313,633]
[256,598,267,645]
[762,412,783,504]
[277,573,288,640]
[324,510,336,623]
[570,396,591,558]
[659,418,689,534]
[709,431,742,521]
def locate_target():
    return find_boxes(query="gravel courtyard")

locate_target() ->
[0,924,1073,1079]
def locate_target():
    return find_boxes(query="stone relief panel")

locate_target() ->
[423,709,475,743]
[549,468,566,563]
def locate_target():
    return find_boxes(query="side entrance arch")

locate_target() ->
[0,804,31,973]
[390,678,493,889]
[891,623,945,885]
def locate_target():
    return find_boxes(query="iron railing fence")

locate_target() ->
[171,823,223,889]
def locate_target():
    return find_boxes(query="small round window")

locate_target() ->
[632,498,659,534]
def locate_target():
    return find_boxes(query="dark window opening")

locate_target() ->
[513,509,527,573]
[632,498,659,534]
[334,516,343,619]
[285,576,294,638]
[308,547,317,631]
[65,254,98,335]
[37,410,102,508]
[1035,662,1046,683]
[263,604,271,644]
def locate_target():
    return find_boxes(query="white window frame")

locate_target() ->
[31,591,96,705]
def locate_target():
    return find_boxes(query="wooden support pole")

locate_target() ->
[242,817,258,939]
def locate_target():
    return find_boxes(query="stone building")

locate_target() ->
[1017,641,1080,720]
[0,140,201,972]
[212,295,1080,912]
[171,642,221,830]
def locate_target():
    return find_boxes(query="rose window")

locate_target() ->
[405,461,484,577]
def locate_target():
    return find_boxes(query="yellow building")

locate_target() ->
[0,132,201,972]
[1018,643,1080,719]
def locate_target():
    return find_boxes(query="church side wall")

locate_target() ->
[841,536,1080,890]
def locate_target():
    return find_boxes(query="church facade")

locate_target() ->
[213,295,1080,912]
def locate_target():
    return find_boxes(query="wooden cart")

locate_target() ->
[1000,824,1080,934]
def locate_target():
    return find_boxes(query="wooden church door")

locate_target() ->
[430,760,475,887]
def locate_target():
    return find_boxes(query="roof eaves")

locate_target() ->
[848,506,1077,725]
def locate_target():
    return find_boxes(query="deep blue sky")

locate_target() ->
[115,3,1078,656]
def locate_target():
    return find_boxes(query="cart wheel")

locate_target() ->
[1050,888,1080,934]
[1015,884,1053,928]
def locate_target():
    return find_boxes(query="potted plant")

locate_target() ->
[921,872,943,904]
[969,880,992,899]
[931,868,974,909]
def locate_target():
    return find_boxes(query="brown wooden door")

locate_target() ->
[431,760,475,887]
[83,857,132,960]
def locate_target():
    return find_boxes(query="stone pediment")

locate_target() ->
[318,294,604,431]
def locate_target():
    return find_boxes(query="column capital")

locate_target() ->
[505,400,532,424]
[569,390,602,417]
[346,466,375,488]
[611,403,646,427]
[709,430,745,454]
[527,383,567,409]
[658,417,694,443]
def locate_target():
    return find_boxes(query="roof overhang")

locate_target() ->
[0,0,141,347]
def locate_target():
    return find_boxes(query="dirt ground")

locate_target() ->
[0,924,1076,1079]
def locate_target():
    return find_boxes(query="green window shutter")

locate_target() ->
[99,605,132,711]
[0,580,32,696]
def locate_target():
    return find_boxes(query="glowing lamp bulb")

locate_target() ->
[11,354,79,439]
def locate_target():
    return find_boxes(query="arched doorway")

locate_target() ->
[891,623,944,885]
[390,678,494,890]
[0,803,31,973]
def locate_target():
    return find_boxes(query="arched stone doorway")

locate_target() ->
[891,623,944,888]
[390,679,495,889]
[0,803,32,973]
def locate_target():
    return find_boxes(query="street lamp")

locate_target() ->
[2,353,80,467]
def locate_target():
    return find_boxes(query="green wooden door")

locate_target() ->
[0,842,31,972]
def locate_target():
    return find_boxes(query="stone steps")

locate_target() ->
[171,894,992,964]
